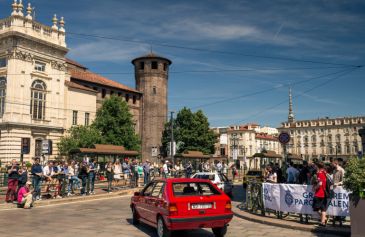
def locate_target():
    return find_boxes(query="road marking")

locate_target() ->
[0,195,132,211]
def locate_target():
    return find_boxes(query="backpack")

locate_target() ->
[325,173,334,198]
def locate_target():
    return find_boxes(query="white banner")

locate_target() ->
[262,183,350,217]
[262,183,281,211]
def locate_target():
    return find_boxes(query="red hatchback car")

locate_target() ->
[130,178,233,237]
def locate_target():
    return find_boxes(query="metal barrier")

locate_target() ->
[245,181,265,215]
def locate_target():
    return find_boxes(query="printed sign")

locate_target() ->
[263,183,350,217]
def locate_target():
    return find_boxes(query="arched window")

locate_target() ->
[30,80,47,120]
[0,77,6,117]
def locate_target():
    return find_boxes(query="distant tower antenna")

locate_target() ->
[288,87,295,123]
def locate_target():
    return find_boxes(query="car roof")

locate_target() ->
[160,178,213,183]
[192,172,218,175]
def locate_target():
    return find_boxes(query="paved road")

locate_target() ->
[0,194,338,237]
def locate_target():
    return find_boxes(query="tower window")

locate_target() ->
[126,94,130,102]
[153,86,157,95]
[133,95,137,104]
[110,90,114,96]
[102,89,106,98]
[140,62,144,70]
[151,61,158,69]
[163,63,167,71]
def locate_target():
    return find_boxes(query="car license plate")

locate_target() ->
[191,203,212,209]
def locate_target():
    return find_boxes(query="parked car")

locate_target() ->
[191,172,233,197]
[242,170,264,188]
[130,178,233,237]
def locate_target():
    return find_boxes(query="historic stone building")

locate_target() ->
[212,124,282,169]
[278,89,365,161]
[132,54,171,161]
[0,2,170,163]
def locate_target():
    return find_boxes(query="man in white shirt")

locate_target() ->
[163,161,169,178]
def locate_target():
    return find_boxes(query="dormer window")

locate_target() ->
[0,58,6,68]
[34,61,46,72]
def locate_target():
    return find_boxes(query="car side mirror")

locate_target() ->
[134,192,141,196]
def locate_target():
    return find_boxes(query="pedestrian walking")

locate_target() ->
[143,160,150,185]
[163,161,170,178]
[88,159,96,195]
[78,162,88,196]
[105,161,114,193]
[185,161,192,178]
[6,159,19,203]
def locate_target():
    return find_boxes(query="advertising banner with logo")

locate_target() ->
[262,183,281,211]
[262,183,350,217]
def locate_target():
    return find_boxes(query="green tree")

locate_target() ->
[93,96,140,150]
[58,125,103,155]
[162,107,217,155]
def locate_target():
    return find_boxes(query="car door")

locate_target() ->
[146,181,165,224]
[137,182,155,222]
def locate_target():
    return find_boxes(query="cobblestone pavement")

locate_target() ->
[0,194,339,237]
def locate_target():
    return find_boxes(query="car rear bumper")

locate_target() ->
[166,213,233,230]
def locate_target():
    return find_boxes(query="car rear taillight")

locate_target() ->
[225,201,232,211]
[168,203,178,216]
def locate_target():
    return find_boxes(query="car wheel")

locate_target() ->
[212,226,227,237]
[132,206,139,225]
[157,216,171,237]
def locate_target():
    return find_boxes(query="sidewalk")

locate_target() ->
[0,184,139,211]
[230,185,351,237]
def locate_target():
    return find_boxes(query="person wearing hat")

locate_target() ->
[17,181,33,209]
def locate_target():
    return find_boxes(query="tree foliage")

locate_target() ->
[344,157,365,198]
[93,96,140,151]
[58,125,103,155]
[162,107,217,156]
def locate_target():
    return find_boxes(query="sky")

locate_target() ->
[1,0,364,128]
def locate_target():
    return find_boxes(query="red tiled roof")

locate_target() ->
[255,133,278,141]
[66,58,88,70]
[70,69,141,94]
[65,80,96,93]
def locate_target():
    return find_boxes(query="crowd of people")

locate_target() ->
[4,157,240,210]
[263,158,345,226]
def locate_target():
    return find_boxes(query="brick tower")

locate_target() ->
[132,53,172,162]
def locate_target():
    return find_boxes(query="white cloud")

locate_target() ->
[67,41,148,62]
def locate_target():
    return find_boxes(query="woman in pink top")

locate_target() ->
[17,181,33,209]
[312,162,327,226]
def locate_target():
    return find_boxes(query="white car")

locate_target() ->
[191,172,233,197]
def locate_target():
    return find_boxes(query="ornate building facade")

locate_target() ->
[278,88,365,161]
[0,1,170,163]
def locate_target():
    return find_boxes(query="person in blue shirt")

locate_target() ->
[31,157,43,200]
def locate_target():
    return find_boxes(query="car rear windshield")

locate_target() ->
[247,171,262,176]
[172,182,220,196]
[194,174,215,181]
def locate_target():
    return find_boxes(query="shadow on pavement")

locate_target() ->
[126,218,215,237]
